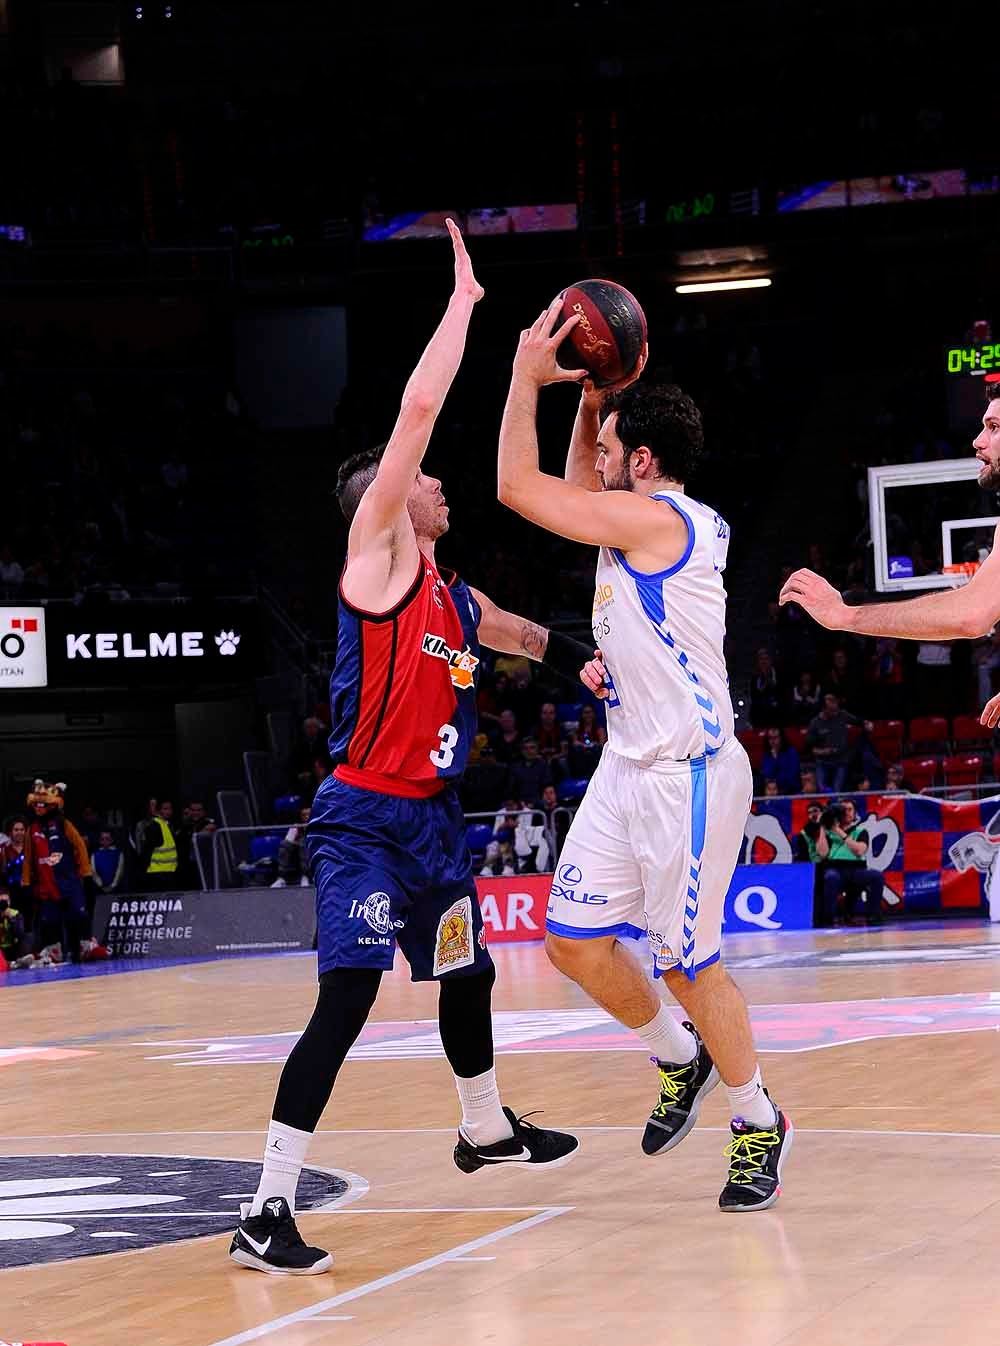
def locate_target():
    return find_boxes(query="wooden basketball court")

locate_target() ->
[4,923,1000,1346]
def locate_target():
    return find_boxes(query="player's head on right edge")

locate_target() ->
[596,382,704,496]
[335,443,450,540]
[973,383,1000,492]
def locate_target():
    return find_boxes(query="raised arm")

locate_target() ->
[358,220,481,538]
[565,350,646,492]
[498,303,678,551]
[779,527,1000,642]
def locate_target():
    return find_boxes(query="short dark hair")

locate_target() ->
[335,443,386,522]
[600,382,704,484]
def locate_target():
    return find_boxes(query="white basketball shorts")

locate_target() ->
[545,737,753,980]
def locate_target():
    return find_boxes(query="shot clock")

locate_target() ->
[945,342,1000,375]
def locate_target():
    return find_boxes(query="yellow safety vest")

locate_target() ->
[148,818,178,874]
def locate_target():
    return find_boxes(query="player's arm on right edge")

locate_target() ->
[779,527,1000,642]
[344,220,483,602]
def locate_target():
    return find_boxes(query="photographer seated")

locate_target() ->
[816,799,884,927]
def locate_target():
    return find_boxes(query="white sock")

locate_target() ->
[249,1119,312,1217]
[455,1066,514,1146]
[726,1066,778,1128]
[635,1004,698,1065]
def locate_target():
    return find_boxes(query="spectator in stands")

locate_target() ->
[510,738,550,806]
[77,803,104,853]
[914,640,954,716]
[973,630,1000,707]
[760,727,801,796]
[800,767,819,795]
[884,763,912,792]
[866,638,904,720]
[790,670,822,724]
[459,737,510,815]
[0,544,24,593]
[135,798,160,854]
[852,720,885,790]
[476,670,511,728]
[175,799,217,887]
[292,717,333,791]
[794,801,826,863]
[0,883,28,965]
[534,702,568,769]
[807,693,857,794]
[816,799,884,926]
[272,806,313,888]
[825,649,862,712]
[140,800,179,891]
[567,704,606,779]
[2,817,29,932]
[480,800,523,877]
[762,779,780,798]
[91,829,125,893]
[493,708,523,764]
[750,648,783,726]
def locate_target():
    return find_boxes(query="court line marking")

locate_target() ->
[204,1205,572,1346]
[6,1126,1000,1141]
[0,1207,555,1219]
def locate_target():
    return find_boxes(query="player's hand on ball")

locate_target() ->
[513,298,588,387]
[580,648,609,699]
[583,343,648,402]
[446,219,483,304]
[981,692,1000,728]
[778,568,849,630]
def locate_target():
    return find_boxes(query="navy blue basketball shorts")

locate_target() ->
[306,774,494,982]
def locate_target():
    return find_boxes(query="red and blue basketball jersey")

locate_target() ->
[327,559,482,798]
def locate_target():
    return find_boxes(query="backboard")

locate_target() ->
[869,458,998,592]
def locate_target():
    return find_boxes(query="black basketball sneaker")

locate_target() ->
[641,1023,720,1156]
[718,1104,793,1212]
[229,1196,333,1274]
[453,1107,579,1173]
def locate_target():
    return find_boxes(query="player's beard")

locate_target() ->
[602,458,635,493]
[978,458,1000,493]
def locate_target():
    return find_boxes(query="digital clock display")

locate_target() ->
[945,343,1000,375]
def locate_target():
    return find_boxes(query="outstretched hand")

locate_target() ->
[512,296,588,388]
[982,692,1000,729]
[446,218,484,304]
[580,648,609,699]
[778,568,850,630]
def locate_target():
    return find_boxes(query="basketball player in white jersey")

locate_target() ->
[497,300,791,1211]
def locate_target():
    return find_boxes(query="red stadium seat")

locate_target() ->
[901,756,940,791]
[943,754,983,787]
[908,716,950,753]
[784,726,808,753]
[871,719,905,758]
[951,714,994,750]
[737,728,766,768]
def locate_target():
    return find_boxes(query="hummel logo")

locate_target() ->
[240,1229,272,1256]
[480,1146,532,1162]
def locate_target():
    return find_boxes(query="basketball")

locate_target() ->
[555,278,648,387]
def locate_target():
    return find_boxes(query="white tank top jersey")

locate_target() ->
[591,489,735,764]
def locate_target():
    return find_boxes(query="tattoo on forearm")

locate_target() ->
[519,621,548,660]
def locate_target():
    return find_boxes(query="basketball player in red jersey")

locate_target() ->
[230,221,587,1275]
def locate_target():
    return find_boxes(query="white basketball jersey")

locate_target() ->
[591,489,734,763]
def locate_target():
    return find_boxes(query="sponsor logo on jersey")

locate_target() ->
[647,928,679,971]
[433,895,475,975]
[592,582,614,613]
[421,633,479,690]
[349,892,404,938]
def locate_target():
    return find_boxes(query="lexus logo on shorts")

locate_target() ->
[0,608,47,688]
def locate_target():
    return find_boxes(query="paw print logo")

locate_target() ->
[215,630,240,656]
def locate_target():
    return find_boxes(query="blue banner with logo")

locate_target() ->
[723,864,814,933]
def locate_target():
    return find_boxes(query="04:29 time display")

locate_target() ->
[946,344,1000,373]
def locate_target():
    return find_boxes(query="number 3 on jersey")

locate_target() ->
[430,722,459,768]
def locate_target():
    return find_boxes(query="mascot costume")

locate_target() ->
[22,780,108,963]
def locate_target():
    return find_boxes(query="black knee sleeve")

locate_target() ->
[272,966,382,1132]
[438,964,496,1079]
